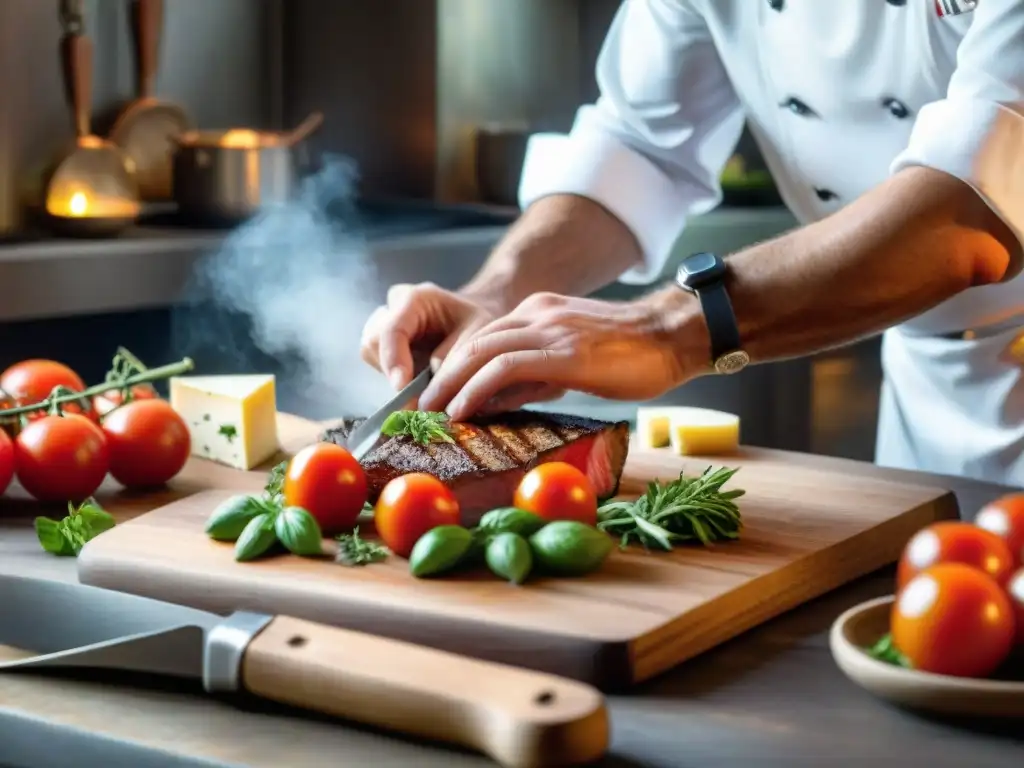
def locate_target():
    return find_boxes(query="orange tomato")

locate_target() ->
[974,494,1024,569]
[891,563,1015,678]
[374,473,460,558]
[1009,568,1024,646]
[896,521,1015,591]
[513,461,597,525]
[284,443,368,535]
[0,360,85,405]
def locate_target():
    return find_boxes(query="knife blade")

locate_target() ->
[347,348,434,461]
[0,575,607,768]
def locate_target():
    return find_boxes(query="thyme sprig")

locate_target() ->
[597,466,744,551]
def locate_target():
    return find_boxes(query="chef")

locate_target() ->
[360,0,1024,484]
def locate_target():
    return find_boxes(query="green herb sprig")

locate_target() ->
[381,410,454,445]
[35,499,117,557]
[866,633,910,668]
[596,466,744,551]
[335,526,390,566]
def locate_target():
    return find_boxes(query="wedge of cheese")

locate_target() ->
[636,406,740,456]
[169,374,279,470]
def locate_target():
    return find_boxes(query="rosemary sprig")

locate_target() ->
[335,527,390,566]
[596,466,744,551]
[380,410,454,446]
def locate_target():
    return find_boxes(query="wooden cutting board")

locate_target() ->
[76,413,959,691]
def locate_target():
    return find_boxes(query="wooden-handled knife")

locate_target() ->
[0,575,608,767]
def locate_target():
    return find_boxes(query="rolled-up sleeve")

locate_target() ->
[890,0,1024,273]
[517,0,745,285]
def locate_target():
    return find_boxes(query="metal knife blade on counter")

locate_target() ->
[0,574,607,768]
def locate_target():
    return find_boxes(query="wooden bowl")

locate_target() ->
[829,596,1024,718]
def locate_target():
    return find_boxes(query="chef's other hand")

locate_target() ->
[419,292,688,421]
[360,282,495,389]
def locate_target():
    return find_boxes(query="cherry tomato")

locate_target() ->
[896,521,1015,591]
[513,461,597,525]
[14,414,109,502]
[101,399,190,488]
[374,473,460,558]
[1009,568,1024,646]
[0,428,13,495]
[284,443,368,534]
[974,494,1024,569]
[0,360,85,405]
[92,385,158,419]
[891,563,1015,678]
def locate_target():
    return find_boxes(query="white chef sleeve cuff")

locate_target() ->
[890,99,1024,255]
[518,132,716,285]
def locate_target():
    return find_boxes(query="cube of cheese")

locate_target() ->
[636,406,740,456]
[169,374,279,470]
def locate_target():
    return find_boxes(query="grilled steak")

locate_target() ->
[321,411,629,525]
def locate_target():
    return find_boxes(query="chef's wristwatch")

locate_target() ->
[675,252,750,375]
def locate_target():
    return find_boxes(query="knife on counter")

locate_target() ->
[0,574,607,768]
[346,347,435,461]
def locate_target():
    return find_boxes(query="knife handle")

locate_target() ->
[240,616,608,768]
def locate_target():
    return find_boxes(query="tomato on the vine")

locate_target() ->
[0,360,85,405]
[974,494,1024,569]
[284,443,368,534]
[896,521,1015,590]
[0,429,13,495]
[513,461,598,525]
[1008,568,1024,646]
[92,385,158,419]
[14,414,109,502]
[101,399,190,488]
[374,473,460,558]
[891,563,1015,678]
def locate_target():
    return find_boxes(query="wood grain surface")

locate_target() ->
[0,414,1018,768]
[76,414,959,690]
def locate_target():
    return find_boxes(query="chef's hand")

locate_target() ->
[360,283,496,389]
[418,292,693,421]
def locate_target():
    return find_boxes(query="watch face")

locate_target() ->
[678,252,726,289]
[714,350,750,375]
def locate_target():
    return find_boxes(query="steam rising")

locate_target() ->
[171,157,389,417]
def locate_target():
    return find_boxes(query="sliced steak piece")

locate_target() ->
[321,411,629,526]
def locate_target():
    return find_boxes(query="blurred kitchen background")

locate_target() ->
[0,0,881,461]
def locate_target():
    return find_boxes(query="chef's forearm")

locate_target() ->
[661,166,1020,368]
[459,194,643,314]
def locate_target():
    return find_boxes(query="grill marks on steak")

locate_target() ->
[321,411,630,524]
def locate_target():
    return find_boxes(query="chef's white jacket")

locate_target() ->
[518,0,1024,484]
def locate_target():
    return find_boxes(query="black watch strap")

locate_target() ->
[695,282,742,361]
[675,252,748,373]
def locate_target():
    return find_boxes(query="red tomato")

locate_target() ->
[374,473,460,558]
[92,385,158,419]
[513,461,597,525]
[101,399,190,488]
[891,563,1015,678]
[14,414,109,502]
[974,494,1024,569]
[0,429,13,495]
[896,521,1015,591]
[1009,568,1024,646]
[284,443,368,534]
[0,360,85,405]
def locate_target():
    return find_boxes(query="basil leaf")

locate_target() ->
[234,513,279,562]
[35,517,74,556]
[274,507,323,556]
